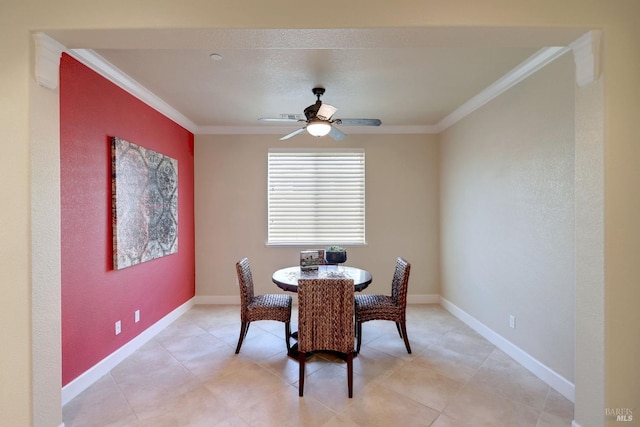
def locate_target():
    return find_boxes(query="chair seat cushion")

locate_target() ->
[247,294,292,322]
[355,294,402,322]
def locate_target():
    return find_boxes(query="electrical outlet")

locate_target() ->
[135,310,140,323]
[115,320,121,335]
[509,315,516,329]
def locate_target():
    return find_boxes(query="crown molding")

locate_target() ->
[570,31,601,87]
[67,49,198,133]
[194,124,439,135]
[434,46,570,132]
[33,33,66,90]
[62,39,570,137]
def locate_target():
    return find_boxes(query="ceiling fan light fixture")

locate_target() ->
[306,119,332,137]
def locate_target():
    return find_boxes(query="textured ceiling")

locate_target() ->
[48,27,586,134]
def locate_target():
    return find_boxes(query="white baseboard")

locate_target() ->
[61,298,195,406]
[439,297,575,403]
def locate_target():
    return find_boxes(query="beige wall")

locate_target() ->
[29,75,62,426]
[4,1,640,426]
[574,72,605,426]
[194,133,440,299]
[440,54,575,380]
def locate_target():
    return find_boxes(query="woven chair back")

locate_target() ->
[390,257,411,307]
[297,278,355,354]
[236,258,255,314]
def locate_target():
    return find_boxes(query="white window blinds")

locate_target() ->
[268,149,365,245]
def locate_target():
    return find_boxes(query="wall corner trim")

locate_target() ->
[435,46,570,132]
[34,33,65,90]
[570,31,602,87]
[66,48,198,133]
[439,297,576,403]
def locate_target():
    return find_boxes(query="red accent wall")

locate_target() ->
[60,54,195,386]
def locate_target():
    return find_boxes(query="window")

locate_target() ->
[267,149,365,245]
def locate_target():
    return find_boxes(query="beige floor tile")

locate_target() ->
[261,350,326,385]
[63,374,136,427]
[435,328,496,366]
[203,360,290,413]
[536,410,573,427]
[338,382,440,427]
[160,330,230,363]
[469,349,550,410]
[443,383,540,427]
[110,339,180,379]
[134,384,245,426]
[116,362,202,415]
[182,305,239,330]
[62,304,574,427]
[539,388,574,425]
[430,413,472,427]
[381,358,465,411]
[181,345,257,382]
[352,345,405,382]
[356,320,398,347]
[417,345,485,383]
[208,320,247,346]
[235,332,290,362]
[404,324,448,350]
[240,385,338,427]
[154,316,209,344]
[364,334,417,360]
[320,414,362,427]
[252,318,291,337]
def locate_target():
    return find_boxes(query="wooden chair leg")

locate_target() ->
[399,322,412,354]
[285,321,291,352]
[235,321,249,354]
[396,322,403,338]
[298,352,306,397]
[347,352,354,398]
[356,321,363,354]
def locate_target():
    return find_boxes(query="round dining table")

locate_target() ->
[272,265,372,292]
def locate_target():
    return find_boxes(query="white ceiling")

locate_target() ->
[47,27,586,136]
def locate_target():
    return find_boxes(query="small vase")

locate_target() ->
[325,251,347,265]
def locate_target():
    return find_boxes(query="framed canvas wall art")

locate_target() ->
[111,136,178,269]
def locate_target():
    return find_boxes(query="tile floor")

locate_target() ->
[63,304,574,426]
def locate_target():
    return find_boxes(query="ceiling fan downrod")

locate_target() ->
[312,87,325,101]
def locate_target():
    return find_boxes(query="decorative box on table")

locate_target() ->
[300,250,322,271]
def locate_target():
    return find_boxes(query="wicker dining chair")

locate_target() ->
[297,278,356,398]
[355,257,412,354]
[235,257,292,354]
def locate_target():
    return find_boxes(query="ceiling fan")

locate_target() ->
[259,87,382,141]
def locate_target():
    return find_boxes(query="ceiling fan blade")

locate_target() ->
[317,104,337,121]
[280,127,307,140]
[304,101,322,120]
[336,118,382,126]
[259,116,303,123]
[328,126,346,141]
